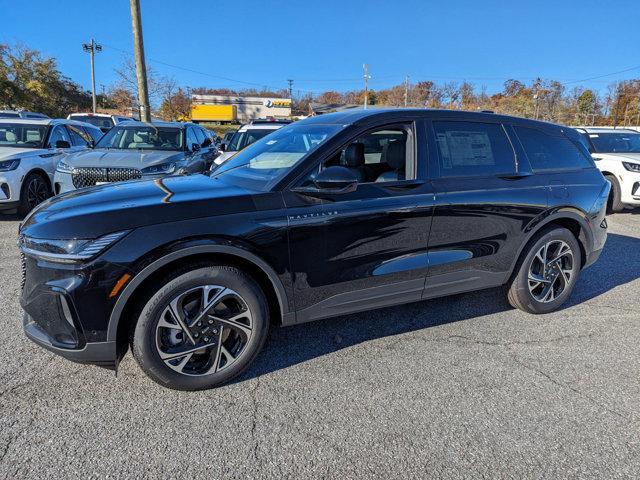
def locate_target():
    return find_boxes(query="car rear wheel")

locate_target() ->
[18,172,51,216]
[507,227,581,314]
[605,174,624,213]
[131,266,269,390]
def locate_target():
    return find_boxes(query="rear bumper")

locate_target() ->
[23,313,117,369]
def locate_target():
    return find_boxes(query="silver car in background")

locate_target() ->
[0,118,102,215]
[54,121,218,194]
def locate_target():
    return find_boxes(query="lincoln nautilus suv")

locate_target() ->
[19,109,609,390]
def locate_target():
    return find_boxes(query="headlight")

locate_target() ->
[0,159,20,171]
[19,230,129,263]
[56,160,74,174]
[141,163,176,175]
[622,161,640,173]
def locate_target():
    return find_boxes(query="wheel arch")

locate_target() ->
[508,210,591,279]
[107,245,291,349]
[22,167,53,192]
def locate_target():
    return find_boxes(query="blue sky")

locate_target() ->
[1,0,639,96]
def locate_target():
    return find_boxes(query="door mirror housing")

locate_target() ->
[219,143,226,152]
[201,138,212,148]
[55,140,71,149]
[293,166,358,196]
[191,143,201,152]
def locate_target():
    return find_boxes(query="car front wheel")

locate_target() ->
[507,227,581,314]
[131,265,269,390]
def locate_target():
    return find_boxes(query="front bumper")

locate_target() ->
[53,171,74,195]
[23,313,117,369]
[0,169,22,208]
[620,171,640,205]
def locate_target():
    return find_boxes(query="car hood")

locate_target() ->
[63,148,185,168]
[599,152,640,162]
[0,147,49,160]
[20,174,271,239]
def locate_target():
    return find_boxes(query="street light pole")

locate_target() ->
[82,38,102,113]
[129,0,151,122]
[363,64,370,109]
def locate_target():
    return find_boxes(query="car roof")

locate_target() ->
[297,108,567,131]
[0,118,101,127]
[573,126,640,134]
[110,120,197,128]
[68,112,114,118]
[237,123,285,132]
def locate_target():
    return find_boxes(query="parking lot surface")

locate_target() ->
[1,212,639,479]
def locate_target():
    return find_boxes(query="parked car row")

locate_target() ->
[0,115,228,215]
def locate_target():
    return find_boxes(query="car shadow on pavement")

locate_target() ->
[236,232,640,384]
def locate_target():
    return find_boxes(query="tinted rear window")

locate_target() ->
[433,121,516,177]
[71,115,114,129]
[514,126,592,171]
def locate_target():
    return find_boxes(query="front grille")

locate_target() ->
[71,167,141,189]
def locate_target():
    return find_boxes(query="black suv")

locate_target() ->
[19,109,610,390]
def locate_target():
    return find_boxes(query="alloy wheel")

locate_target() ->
[26,176,49,210]
[527,240,574,303]
[155,285,253,376]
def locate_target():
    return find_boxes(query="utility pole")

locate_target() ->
[363,64,370,109]
[287,79,293,99]
[129,0,151,122]
[404,75,409,107]
[82,39,102,113]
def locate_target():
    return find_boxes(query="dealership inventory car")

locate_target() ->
[67,112,133,133]
[0,118,102,215]
[575,127,640,212]
[0,110,50,119]
[214,119,291,165]
[53,121,218,194]
[19,109,609,390]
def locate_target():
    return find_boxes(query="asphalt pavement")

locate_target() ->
[1,212,639,479]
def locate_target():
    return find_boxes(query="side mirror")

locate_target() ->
[55,140,71,149]
[191,143,201,152]
[202,138,212,148]
[294,166,358,196]
[219,143,226,152]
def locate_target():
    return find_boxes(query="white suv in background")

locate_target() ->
[214,119,291,166]
[0,118,101,215]
[67,113,133,133]
[576,127,640,212]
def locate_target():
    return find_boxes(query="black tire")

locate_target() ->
[507,227,581,314]
[18,172,51,217]
[131,265,269,391]
[605,174,624,214]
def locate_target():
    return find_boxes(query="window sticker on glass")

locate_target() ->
[440,131,494,168]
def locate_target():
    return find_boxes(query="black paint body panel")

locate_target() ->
[19,109,609,367]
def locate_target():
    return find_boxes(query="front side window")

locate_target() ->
[514,126,592,171]
[213,123,342,191]
[47,125,71,148]
[586,132,640,153]
[66,125,92,147]
[301,124,415,185]
[95,126,184,151]
[434,121,516,177]
[0,123,48,148]
[228,128,275,151]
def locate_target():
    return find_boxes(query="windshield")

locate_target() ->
[228,128,277,151]
[95,125,184,151]
[0,123,48,148]
[70,115,114,129]
[212,123,342,191]
[588,132,640,153]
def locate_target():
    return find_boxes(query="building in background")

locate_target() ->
[190,94,291,123]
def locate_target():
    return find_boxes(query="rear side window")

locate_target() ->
[433,121,515,177]
[66,125,92,147]
[514,126,592,171]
